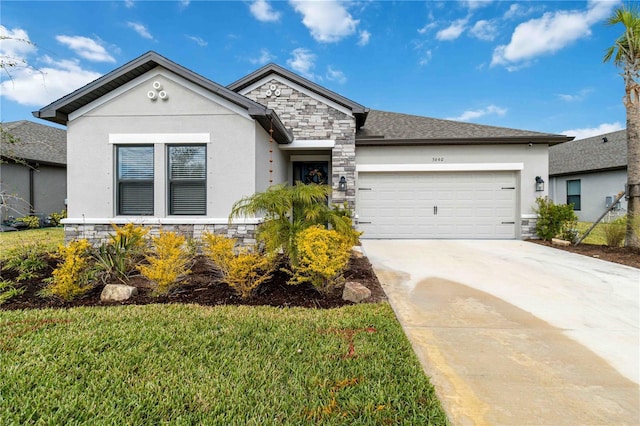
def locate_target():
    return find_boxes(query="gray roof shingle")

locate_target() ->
[356,110,572,145]
[1,120,66,165]
[549,129,627,176]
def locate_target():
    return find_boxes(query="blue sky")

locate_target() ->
[0,0,630,139]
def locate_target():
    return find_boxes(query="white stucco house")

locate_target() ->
[549,129,627,222]
[33,51,571,243]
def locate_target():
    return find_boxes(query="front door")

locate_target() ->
[292,161,329,186]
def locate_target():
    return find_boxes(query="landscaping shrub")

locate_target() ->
[1,242,49,281]
[94,223,148,283]
[534,197,578,241]
[201,232,273,299]
[16,215,40,229]
[45,239,94,300]
[602,216,626,247]
[0,279,24,305]
[49,209,67,227]
[138,231,192,295]
[289,225,352,295]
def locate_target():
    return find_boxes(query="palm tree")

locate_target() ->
[229,183,357,265]
[604,3,640,248]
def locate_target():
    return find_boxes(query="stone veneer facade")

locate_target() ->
[243,79,357,210]
[64,223,257,246]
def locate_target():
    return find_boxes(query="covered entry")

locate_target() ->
[357,171,517,239]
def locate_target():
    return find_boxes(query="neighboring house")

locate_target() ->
[0,120,67,222]
[33,51,570,243]
[549,130,627,222]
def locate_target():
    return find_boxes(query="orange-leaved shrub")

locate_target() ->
[138,231,192,295]
[289,225,352,295]
[202,232,273,299]
[45,239,94,300]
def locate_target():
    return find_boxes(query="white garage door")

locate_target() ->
[357,171,517,239]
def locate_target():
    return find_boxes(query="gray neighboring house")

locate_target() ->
[0,120,67,221]
[549,129,627,222]
[33,51,571,243]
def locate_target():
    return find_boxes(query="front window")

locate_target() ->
[567,179,581,211]
[117,146,154,215]
[168,145,206,215]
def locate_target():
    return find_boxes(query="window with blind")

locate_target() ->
[567,179,581,211]
[168,145,206,215]
[117,146,154,215]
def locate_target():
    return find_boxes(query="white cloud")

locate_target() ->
[419,50,433,66]
[126,22,153,40]
[55,35,115,63]
[464,1,493,10]
[179,0,190,8]
[417,22,437,35]
[561,122,624,140]
[436,19,468,41]
[249,48,276,65]
[1,55,102,106]
[503,3,536,20]
[124,0,135,8]
[290,0,359,43]
[249,0,281,22]
[491,1,616,68]
[326,66,346,84]
[358,30,371,46]
[556,88,593,102]
[0,25,36,60]
[287,48,317,80]
[186,35,207,47]
[447,104,507,121]
[469,20,498,41]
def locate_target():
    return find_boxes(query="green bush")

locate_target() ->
[17,215,40,229]
[0,279,25,305]
[93,223,148,283]
[602,217,626,247]
[49,209,67,227]
[1,242,49,281]
[533,197,578,241]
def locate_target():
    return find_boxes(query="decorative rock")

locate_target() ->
[342,281,371,303]
[100,284,138,302]
[551,238,571,247]
[351,246,365,258]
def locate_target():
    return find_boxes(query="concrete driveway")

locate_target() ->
[361,240,639,425]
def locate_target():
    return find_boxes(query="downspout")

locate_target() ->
[28,162,39,214]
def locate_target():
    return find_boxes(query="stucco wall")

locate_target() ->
[0,162,30,219]
[356,144,549,237]
[550,170,627,222]
[255,122,288,191]
[241,78,357,208]
[65,69,266,220]
[0,162,65,220]
[33,165,66,216]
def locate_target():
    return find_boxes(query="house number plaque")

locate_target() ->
[432,157,444,162]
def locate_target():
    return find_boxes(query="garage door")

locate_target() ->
[357,171,517,239]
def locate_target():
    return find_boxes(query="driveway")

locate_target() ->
[361,240,639,425]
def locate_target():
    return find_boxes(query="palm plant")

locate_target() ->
[229,183,358,265]
[604,3,640,248]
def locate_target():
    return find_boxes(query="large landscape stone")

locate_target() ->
[100,284,138,302]
[342,281,371,303]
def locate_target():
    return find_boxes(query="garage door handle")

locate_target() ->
[434,206,438,215]
[501,221,515,224]
[358,188,372,190]
[359,221,372,224]
[501,187,515,190]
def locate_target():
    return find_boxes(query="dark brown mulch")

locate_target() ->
[0,255,386,311]
[528,240,640,269]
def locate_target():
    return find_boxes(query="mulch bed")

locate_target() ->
[1,255,387,311]
[528,240,640,269]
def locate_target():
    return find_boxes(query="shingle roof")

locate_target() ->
[1,120,66,165]
[549,129,627,176]
[356,110,572,145]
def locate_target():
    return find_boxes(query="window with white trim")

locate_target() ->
[168,145,206,215]
[117,145,154,215]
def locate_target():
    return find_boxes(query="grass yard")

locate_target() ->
[0,227,64,259]
[0,303,448,425]
[575,221,610,245]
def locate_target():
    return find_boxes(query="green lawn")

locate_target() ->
[575,221,609,245]
[0,227,64,259]
[0,303,448,425]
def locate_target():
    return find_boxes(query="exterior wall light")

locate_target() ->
[338,176,347,192]
[535,176,545,192]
